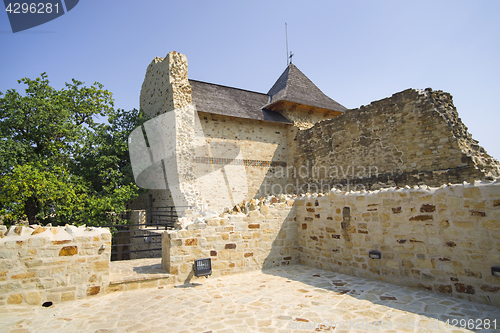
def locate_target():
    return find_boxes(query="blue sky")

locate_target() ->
[1,0,499,160]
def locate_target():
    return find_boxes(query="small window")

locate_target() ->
[342,207,350,221]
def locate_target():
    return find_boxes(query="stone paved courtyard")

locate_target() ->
[1,265,498,333]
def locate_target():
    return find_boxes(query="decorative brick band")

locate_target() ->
[194,157,286,168]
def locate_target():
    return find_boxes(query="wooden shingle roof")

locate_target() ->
[189,79,292,124]
[264,63,347,113]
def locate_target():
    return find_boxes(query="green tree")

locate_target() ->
[0,73,142,226]
[72,108,146,224]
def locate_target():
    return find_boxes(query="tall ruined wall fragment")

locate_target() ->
[135,51,200,216]
[140,51,192,118]
[294,88,500,192]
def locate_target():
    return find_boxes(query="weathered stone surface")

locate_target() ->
[25,292,41,305]
[420,204,436,213]
[59,246,78,256]
[7,294,22,304]
[11,272,36,280]
[87,286,100,296]
[409,215,433,221]
[436,284,453,294]
[455,283,475,294]
[31,227,47,235]
[184,238,198,246]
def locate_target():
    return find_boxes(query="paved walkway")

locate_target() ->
[109,258,170,284]
[1,265,498,333]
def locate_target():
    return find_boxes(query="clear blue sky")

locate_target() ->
[1,0,499,160]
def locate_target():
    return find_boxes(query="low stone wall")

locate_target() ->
[162,198,297,283]
[295,181,500,306]
[0,225,111,306]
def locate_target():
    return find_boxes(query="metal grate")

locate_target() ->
[148,206,192,229]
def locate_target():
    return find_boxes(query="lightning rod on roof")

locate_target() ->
[285,23,289,66]
[285,23,293,65]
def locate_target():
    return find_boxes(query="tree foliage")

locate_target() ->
[0,73,143,226]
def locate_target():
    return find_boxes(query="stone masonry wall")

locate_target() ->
[0,225,111,306]
[198,112,291,203]
[162,198,297,283]
[294,88,500,192]
[295,181,500,306]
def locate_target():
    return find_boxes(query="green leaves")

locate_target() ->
[0,74,142,226]
[0,162,84,224]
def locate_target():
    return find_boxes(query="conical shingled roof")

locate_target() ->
[263,63,347,113]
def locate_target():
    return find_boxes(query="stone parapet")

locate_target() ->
[0,225,111,306]
[295,181,500,306]
[162,198,297,283]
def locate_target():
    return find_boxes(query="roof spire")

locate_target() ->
[289,51,294,65]
[264,64,347,113]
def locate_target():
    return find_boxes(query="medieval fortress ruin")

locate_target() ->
[1,51,500,308]
[130,51,500,216]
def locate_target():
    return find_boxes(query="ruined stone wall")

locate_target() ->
[140,51,192,119]
[0,225,111,306]
[161,198,297,283]
[135,52,201,215]
[295,182,500,306]
[294,88,500,192]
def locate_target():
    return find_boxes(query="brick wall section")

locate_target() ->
[0,225,111,306]
[293,88,500,192]
[295,181,500,306]
[162,201,297,283]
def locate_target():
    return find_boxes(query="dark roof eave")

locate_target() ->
[262,99,346,114]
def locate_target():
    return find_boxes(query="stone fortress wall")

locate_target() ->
[1,183,499,307]
[295,182,500,306]
[0,225,111,306]
[293,88,500,192]
[158,181,500,306]
[132,52,500,215]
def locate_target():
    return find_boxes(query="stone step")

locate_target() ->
[107,258,175,293]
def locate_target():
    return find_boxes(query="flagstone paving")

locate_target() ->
[1,265,498,333]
